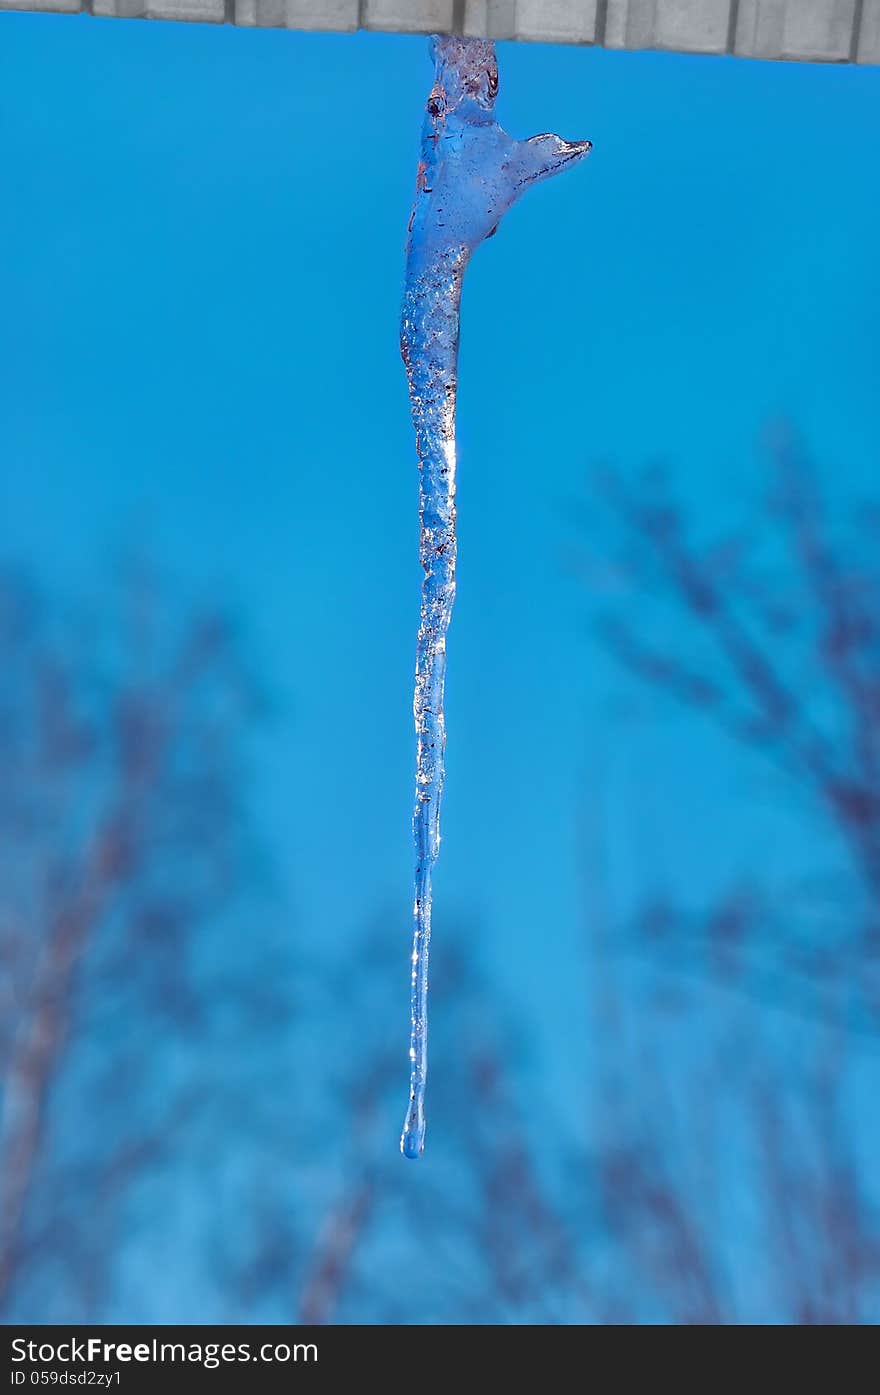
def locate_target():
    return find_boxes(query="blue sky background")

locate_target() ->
[1,14,879,1320]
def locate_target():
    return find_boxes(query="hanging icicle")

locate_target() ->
[399,36,590,1159]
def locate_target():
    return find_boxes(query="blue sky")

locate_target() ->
[2,15,879,1120]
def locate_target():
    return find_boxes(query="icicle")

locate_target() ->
[399,36,590,1159]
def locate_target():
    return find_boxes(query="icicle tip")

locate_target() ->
[400,1098,426,1159]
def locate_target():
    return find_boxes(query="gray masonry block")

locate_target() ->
[235,0,358,27]
[513,0,598,44]
[0,0,80,12]
[92,0,225,19]
[604,0,732,53]
[735,0,859,62]
[362,1,456,35]
[855,0,880,62]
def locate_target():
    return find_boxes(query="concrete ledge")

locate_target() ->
[1,0,877,63]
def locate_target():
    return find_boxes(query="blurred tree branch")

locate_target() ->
[577,431,880,1322]
[0,564,268,1316]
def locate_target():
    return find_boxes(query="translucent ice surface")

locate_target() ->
[399,37,590,1159]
